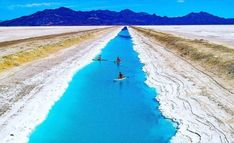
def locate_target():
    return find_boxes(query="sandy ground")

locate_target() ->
[0,26,121,143]
[129,27,234,143]
[141,25,234,49]
[0,26,110,42]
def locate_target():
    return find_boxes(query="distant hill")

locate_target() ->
[1,7,234,26]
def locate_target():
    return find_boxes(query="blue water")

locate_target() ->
[29,28,176,143]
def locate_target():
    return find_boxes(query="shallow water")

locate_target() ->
[29,28,176,143]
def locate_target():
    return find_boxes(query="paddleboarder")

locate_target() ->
[118,72,124,79]
[116,56,121,64]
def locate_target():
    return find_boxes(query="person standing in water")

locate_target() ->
[116,56,121,65]
[97,55,102,61]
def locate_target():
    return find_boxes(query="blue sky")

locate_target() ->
[0,0,233,20]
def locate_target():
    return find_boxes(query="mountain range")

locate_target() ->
[1,7,234,26]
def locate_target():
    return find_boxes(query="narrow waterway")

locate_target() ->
[29,27,176,143]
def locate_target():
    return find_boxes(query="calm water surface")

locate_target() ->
[29,28,176,143]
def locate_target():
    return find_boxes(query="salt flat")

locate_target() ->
[0,26,110,42]
[130,26,234,143]
[0,26,121,143]
[141,25,234,49]
[0,25,233,143]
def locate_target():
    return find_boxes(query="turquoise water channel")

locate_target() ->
[29,27,176,143]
